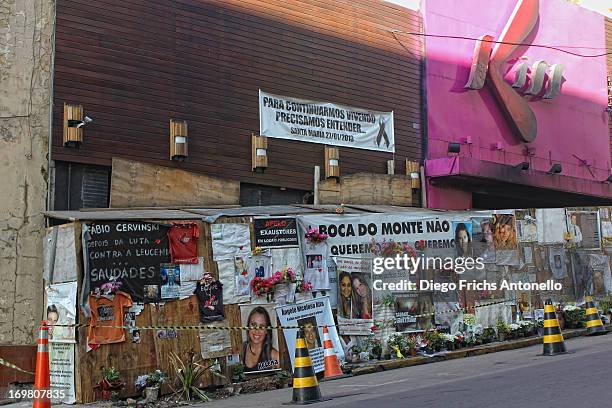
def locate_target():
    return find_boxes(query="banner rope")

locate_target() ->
[0,357,34,375]
[53,298,516,331]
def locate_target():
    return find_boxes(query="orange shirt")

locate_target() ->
[88,291,133,345]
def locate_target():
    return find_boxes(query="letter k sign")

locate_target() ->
[464,0,561,144]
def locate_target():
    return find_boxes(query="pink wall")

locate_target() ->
[423,0,610,207]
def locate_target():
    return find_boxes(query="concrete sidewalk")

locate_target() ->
[2,325,606,408]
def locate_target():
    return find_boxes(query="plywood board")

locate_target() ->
[318,173,413,206]
[109,158,240,208]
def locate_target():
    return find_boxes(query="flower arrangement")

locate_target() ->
[386,332,408,358]
[464,314,476,326]
[563,304,586,328]
[271,266,296,284]
[96,367,125,400]
[251,277,276,296]
[304,228,328,244]
[295,278,313,293]
[372,238,417,258]
[496,321,510,340]
[251,246,264,256]
[423,330,445,352]
[135,370,166,390]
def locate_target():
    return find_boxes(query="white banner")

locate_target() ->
[259,90,395,153]
[275,297,342,373]
[297,213,457,258]
[45,282,77,343]
[49,343,76,404]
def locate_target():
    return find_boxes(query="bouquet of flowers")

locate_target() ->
[251,277,276,296]
[295,278,313,293]
[373,238,417,258]
[251,246,265,256]
[271,267,296,284]
[305,228,328,244]
[386,332,408,358]
[135,370,166,391]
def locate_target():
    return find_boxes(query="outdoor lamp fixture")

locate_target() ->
[251,134,268,173]
[170,119,188,161]
[325,145,340,179]
[548,163,562,174]
[604,175,612,183]
[515,162,530,171]
[447,142,461,154]
[63,103,91,147]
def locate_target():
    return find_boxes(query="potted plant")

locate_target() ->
[169,351,225,402]
[534,319,544,337]
[135,370,165,401]
[563,304,585,329]
[598,295,612,323]
[273,370,292,389]
[482,328,495,344]
[386,333,407,359]
[227,363,245,396]
[405,336,418,357]
[496,321,510,342]
[96,367,124,401]
[508,323,520,339]
[294,279,313,303]
[441,333,455,351]
[454,333,465,350]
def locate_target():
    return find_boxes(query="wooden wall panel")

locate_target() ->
[52,0,423,191]
[109,158,240,207]
[318,173,413,206]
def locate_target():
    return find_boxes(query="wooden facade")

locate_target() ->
[52,0,423,192]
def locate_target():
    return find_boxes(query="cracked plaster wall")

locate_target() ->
[0,0,54,345]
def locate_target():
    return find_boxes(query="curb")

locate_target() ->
[348,326,608,376]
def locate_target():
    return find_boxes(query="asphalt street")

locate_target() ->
[204,333,612,408]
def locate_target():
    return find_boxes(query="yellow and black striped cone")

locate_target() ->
[542,299,567,356]
[584,296,609,336]
[291,328,322,404]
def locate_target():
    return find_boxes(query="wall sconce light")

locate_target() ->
[604,175,612,183]
[63,103,88,147]
[406,159,421,189]
[447,142,461,154]
[252,134,268,173]
[515,162,529,170]
[493,142,504,151]
[170,119,188,161]
[325,146,340,179]
[548,163,562,174]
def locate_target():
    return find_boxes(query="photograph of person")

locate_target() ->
[240,305,280,373]
[46,304,60,340]
[297,316,321,349]
[351,274,373,320]
[493,214,518,250]
[338,271,358,319]
[453,222,473,257]
[567,212,583,244]
[306,254,323,270]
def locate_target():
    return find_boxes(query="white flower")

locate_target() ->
[440,333,455,342]
[563,304,580,312]
[509,323,520,331]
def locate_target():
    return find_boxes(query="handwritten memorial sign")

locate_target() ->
[86,222,170,302]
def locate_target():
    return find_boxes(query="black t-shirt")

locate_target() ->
[194,281,224,322]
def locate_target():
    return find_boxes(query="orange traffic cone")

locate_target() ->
[33,321,51,408]
[322,326,343,380]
